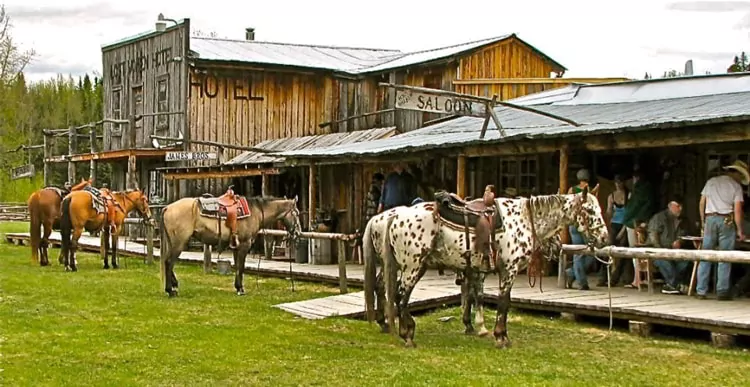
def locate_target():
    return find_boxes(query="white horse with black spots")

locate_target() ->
[363,186,608,348]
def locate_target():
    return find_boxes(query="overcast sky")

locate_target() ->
[5,0,750,82]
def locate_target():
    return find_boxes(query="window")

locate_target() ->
[132,85,143,129]
[148,170,164,203]
[498,156,539,196]
[156,76,169,131]
[112,88,122,135]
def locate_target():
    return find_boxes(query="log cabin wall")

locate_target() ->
[453,37,562,99]
[101,22,189,151]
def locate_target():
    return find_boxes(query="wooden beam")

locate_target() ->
[453,77,631,85]
[562,245,750,264]
[43,133,51,187]
[46,148,178,163]
[67,126,76,183]
[558,143,570,289]
[318,108,395,129]
[258,229,358,241]
[126,154,137,189]
[308,163,317,230]
[150,135,274,153]
[163,168,281,180]
[456,155,467,198]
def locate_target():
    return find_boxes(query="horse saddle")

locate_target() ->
[197,188,251,249]
[83,186,120,229]
[434,186,502,231]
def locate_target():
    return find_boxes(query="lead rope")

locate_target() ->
[525,200,543,291]
[590,246,614,343]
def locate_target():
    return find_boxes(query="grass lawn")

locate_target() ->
[1,221,749,386]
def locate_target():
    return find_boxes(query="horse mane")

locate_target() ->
[245,195,291,207]
[527,194,569,213]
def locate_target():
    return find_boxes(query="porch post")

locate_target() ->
[558,143,570,288]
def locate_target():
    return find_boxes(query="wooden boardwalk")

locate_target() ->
[5,231,750,338]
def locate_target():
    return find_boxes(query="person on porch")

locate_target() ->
[648,196,690,295]
[696,160,748,300]
[622,170,655,289]
[565,168,595,290]
[364,172,384,225]
[597,174,632,287]
[377,163,416,213]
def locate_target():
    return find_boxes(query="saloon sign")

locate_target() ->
[395,89,487,117]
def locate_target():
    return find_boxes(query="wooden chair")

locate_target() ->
[633,223,660,293]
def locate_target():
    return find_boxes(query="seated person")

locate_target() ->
[647,197,690,295]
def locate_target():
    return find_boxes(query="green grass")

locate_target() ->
[1,221,749,386]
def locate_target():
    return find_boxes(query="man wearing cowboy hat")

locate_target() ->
[696,160,748,300]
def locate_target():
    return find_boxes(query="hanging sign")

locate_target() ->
[10,164,35,180]
[165,151,218,162]
[394,89,487,117]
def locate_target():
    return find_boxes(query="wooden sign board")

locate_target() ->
[10,164,35,180]
[165,151,218,162]
[395,89,487,117]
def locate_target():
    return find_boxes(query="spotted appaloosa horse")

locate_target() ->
[363,186,608,348]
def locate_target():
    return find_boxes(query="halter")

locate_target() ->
[115,191,152,221]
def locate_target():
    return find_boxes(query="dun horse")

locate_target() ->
[27,178,92,266]
[159,194,301,297]
[59,188,152,271]
[363,187,609,348]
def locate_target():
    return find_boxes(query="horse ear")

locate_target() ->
[591,183,600,196]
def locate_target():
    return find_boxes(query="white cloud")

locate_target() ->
[4,0,749,82]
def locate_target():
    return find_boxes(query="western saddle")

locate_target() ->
[434,185,502,271]
[198,186,245,249]
[83,186,121,232]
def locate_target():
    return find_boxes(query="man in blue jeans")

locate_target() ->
[648,197,690,294]
[697,160,748,300]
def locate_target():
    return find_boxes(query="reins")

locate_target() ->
[525,199,544,292]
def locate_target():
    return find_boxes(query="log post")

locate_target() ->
[338,239,348,294]
[457,155,467,198]
[126,154,137,189]
[203,244,212,273]
[67,126,77,184]
[146,223,154,265]
[129,115,137,149]
[43,132,51,187]
[89,125,97,183]
[308,163,317,230]
[261,173,270,197]
[558,144,570,289]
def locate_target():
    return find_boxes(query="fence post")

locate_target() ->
[337,239,348,294]
[89,124,97,183]
[67,126,77,183]
[203,244,212,273]
[146,223,154,265]
[43,132,51,187]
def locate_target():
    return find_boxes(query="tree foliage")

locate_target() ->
[0,5,108,201]
[727,52,749,73]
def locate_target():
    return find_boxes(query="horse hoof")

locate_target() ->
[478,328,490,337]
[495,338,512,349]
[236,289,245,296]
[112,265,119,270]
[168,290,178,298]
[71,267,78,272]
[404,340,417,348]
[464,327,476,335]
[379,325,390,334]
[103,266,110,270]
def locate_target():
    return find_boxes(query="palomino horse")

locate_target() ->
[27,178,92,266]
[159,195,301,297]
[59,188,152,271]
[363,187,609,348]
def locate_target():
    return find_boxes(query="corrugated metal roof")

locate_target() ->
[189,34,562,74]
[277,74,750,159]
[224,127,398,165]
[190,38,401,73]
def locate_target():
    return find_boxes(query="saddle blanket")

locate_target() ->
[83,186,107,214]
[44,186,69,199]
[197,196,251,220]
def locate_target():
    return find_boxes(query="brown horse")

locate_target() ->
[159,195,301,297]
[59,188,153,271]
[27,178,93,266]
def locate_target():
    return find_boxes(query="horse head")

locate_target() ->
[122,189,154,224]
[276,197,302,241]
[570,186,609,249]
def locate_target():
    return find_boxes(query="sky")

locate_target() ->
[5,0,750,82]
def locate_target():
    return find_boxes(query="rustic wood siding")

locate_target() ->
[101,24,188,151]
[187,68,337,160]
[453,37,565,99]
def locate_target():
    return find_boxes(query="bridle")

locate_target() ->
[117,191,153,222]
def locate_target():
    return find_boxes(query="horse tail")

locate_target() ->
[363,217,377,323]
[382,214,398,334]
[28,192,41,264]
[59,196,73,264]
[159,206,171,292]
